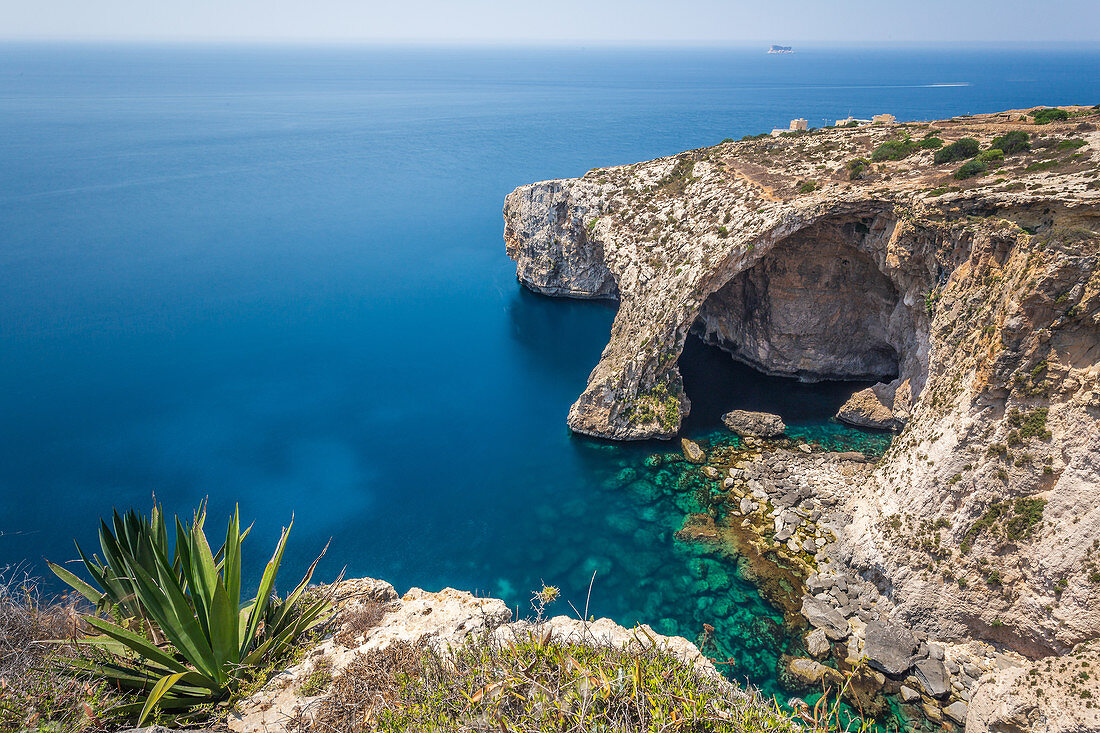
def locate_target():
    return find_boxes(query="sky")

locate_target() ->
[2,0,1099,44]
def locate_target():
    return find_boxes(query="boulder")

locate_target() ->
[862,621,918,676]
[835,387,898,430]
[899,684,920,703]
[806,628,831,658]
[788,657,843,686]
[721,409,786,438]
[801,595,849,641]
[681,438,706,464]
[943,700,968,724]
[913,657,951,699]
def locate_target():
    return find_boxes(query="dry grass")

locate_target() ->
[294,629,820,733]
[0,566,128,732]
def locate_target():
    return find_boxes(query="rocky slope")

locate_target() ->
[504,107,1100,720]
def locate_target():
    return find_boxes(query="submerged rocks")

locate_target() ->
[862,621,919,676]
[722,410,786,438]
[681,438,706,464]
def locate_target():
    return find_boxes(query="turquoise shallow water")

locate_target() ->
[1,43,1097,717]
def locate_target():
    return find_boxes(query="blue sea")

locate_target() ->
[2,43,1098,709]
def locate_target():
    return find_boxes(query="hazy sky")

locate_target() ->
[3,0,1099,43]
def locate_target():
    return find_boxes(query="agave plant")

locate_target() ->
[49,503,331,723]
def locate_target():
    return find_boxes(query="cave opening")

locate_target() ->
[677,215,910,436]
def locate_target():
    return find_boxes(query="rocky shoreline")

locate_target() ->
[503,106,1100,729]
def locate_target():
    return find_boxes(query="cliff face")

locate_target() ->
[504,109,1100,658]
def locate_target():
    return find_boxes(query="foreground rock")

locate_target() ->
[229,578,732,733]
[722,409,786,438]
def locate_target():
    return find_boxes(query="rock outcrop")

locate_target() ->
[230,578,729,733]
[722,409,786,437]
[504,107,1100,714]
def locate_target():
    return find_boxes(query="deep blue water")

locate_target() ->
[2,43,1098,706]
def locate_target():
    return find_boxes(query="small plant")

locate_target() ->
[954,159,988,179]
[846,157,871,180]
[798,180,818,193]
[919,136,944,150]
[934,137,980,164]
[871,137,919,161]
[1057,138,1087,151]
[717,225,730,237]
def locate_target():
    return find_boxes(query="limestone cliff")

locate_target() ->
[504,108,1100,667]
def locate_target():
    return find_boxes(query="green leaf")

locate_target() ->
[138,672,187,725]
[47,561,102,604]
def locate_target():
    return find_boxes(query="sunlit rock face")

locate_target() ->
[504,109,1100,664]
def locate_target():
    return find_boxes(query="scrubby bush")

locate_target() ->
[1031,108,1069,125]
[798,180,818,193]
[991,130,1031,155]
[934,138,981,164]
[977,149,1004,166]
[846,157,871,180]
[871,137,919,161]
[954,159,988,179]
[1057,138,1087,151]
[918,136,944,150]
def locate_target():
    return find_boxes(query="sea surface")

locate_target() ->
[2,43,1098,708]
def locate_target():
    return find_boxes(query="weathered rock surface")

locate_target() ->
[504,107,1100,664]
[802,594,850,641]
[229,578,730,733]
[966,640,1100,733]
[836,387,898,430]
[862,621,919,677]
[721,409,786,438]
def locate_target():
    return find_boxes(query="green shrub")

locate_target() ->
[49,503,332,724]
[846,157,871,180]
[977,149,1004,166]
[954,159,988,179]
[1025,159,1061,172]
[1031,108,1069,125]
[934,138,981,164]
[798,180,818,193]
[918,137,944,150]
[1057,138,1087,150]
[991,130,1031,155]
[871,138,919,161]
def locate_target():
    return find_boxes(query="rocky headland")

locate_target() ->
[505,107,1100,729]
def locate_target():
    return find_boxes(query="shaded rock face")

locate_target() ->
[722,409,786,438]
[696,219,905,382]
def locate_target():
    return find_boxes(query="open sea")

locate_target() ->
[2,43,1098,709]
